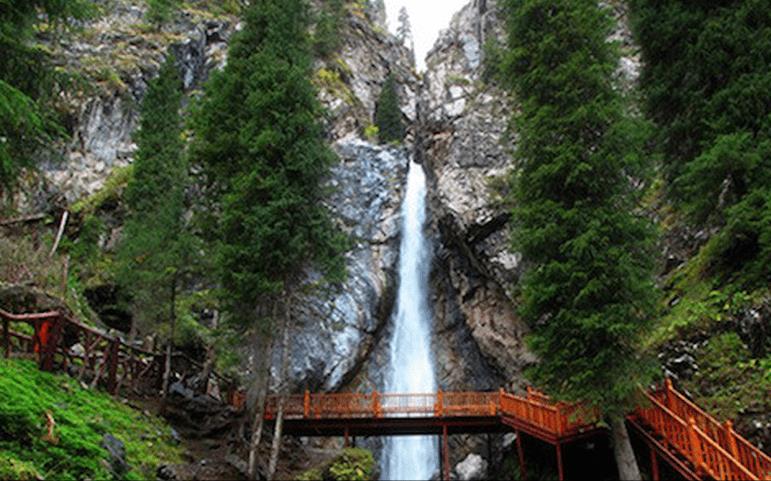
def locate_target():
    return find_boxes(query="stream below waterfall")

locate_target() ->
[381,160,438,480]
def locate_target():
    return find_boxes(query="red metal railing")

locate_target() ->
[634,379,770,481]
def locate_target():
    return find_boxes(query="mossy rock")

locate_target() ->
[296,448,375,481]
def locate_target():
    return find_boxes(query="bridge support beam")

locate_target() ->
[556,442,564,481]
[344,427,350,448]
[442,424,450,481]
[649,443,660,481]
[515,430,526,480]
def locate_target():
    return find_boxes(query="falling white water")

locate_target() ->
[382,161,438,480]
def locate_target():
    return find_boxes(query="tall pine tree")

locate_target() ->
[115,57,189,396]
[502,1,655,478]
[190,1,346,477]
[630,0,771,285]
[374,74,405,144]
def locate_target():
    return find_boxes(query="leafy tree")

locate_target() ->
[115,57,190,395]
[374,74,405,143]
[501,1,655,478]
[0,0,94,198]
[189,1,346,475]
[630,0,771,285]
[147,0,180,26]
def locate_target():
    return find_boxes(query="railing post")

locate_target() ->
[373,391,381,418]
[724,420,740,459]
[304,390,310,418]
[436,390,444,417]
[688,417,703,474]
[664,378,674,409]
[107,339,119,395]
[3,316,9,358]
[41,317,59,372]
[556,404,564,436]
[499,388,504,415]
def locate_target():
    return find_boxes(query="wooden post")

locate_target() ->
[725,420,740,459]
[688,417,703,474]
[515,430,526,480]
[649,443,660,481]
[556,442,565,481]
[304,390,311,418]
[373,391,381,418]
[436,390,444,417]
[442,424,450,481]
[42,316,63,372]
[107,340,119,395]
[499,388,504,413]
[664,378,674,409]
[344,427,350,448]
[3,316,9,358]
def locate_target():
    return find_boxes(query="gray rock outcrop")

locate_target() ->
[419,0,534,386]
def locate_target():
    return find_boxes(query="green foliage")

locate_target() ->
[0,359,182,480]
[147,0,180,25]
[296,448,375,481]
[314,0,346,58]
[502,0,656,415]
[70,165,134,216]
[191,0,347,329]
[687,332,770,425]
[116,57,190,335]
[374,74,405,144]
[363,124,379,141]
[0,0,94,195]
[630,0,771,286]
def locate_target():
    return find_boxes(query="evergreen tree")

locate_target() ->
[0,0,93,197]
[501,1,655,478]
[314,0,345,58]
[396,7,415,65]
[116,57,189,395]
[374,74,405,143]
[396,7,412,44]
[630,0,771,285]
[191,2,346,476]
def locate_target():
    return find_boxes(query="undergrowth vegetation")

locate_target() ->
[296,448,375,481]
[0,359,182,480]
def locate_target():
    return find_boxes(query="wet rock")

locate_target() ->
[454,453,487,481]
[169,381,195,401]
[101,434,128,478]
[263,139,408,392]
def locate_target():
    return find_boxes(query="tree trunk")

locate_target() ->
[267,294,292,481]
[247,303,279,480]
[162,276,177,399]
[610,415,641,481]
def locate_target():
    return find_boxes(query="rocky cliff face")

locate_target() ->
[419,0,534,389]
[31,2,236,208]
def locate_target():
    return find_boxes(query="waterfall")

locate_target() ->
[382,161,438,480]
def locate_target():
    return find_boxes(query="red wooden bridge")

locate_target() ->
[3,309,768,480]
[265,382,770,480]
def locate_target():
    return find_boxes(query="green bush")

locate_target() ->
[296,448,375,481]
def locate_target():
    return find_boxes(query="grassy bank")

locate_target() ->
[0,359,182,480]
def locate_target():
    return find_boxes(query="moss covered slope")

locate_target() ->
[0,359,182,480]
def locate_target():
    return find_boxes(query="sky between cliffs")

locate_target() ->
[384,0,470,71]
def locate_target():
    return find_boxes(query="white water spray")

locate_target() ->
[382,161,438,480]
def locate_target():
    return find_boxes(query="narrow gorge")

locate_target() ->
[1,1,769,480]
